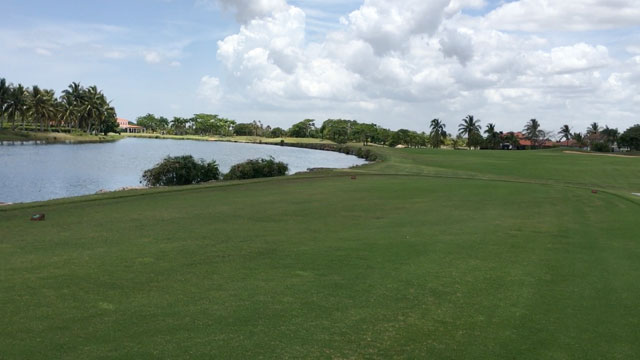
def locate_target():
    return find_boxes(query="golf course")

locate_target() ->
[1,146,639,359]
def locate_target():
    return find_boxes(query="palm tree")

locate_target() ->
[601,126,619,146]
[62,82,85,130]
[81,85,109,134]
[429,118,446,148]
[484,123,501,149]
[28,86,56,132]
[4,84,28,130]
[587,122,601,136]
[0,78,10,130]
[572,132,586,148]
[458,115,481,149]
[558,124,572,146]
[586,122,602,145]
[523,118,541,149]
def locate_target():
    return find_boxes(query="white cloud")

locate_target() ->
[486,0,640,31]
[104,50,125,59]
[204,0,640,131]
[35,48,52,56]
[439,29,474,65]
[143,51,162,64]
[198,75,223,103]
[345,0,450,54]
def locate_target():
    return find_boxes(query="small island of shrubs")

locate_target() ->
[142,155,289,186]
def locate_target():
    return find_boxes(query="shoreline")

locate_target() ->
[0,130,122,144]
[0,138,377,206]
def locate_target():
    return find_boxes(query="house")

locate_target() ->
[117,118,145,133]
[503,132,554,150]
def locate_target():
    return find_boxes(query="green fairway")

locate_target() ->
[1,148,639,358]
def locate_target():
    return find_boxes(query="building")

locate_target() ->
[503,132,554,150]
[117,118,145,133]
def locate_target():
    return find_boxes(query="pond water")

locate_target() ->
[0,138,366,203]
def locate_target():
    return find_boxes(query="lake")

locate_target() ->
[0,138,367,203]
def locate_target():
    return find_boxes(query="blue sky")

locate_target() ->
[1,0,639,135]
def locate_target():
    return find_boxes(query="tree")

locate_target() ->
[451,134,465,149]
[5,84,28,130]
[0,78,10,130]
[586,122,602,145]
[458,115,481,149]
[523,118,542,149]
[80,85,108,134]
[137,113,169,132]
[233,122,255,136]
[100,104,118,135]
[587,122,601,136]
[142,155,221,186]
[572,132,586,148]
[288,119,316,138]
[353,123,377,146]
[61,82,84,130]
[170,117,189,135]
[601,126,619,146]
[503,132,520,149]
[28,86,56,132]
[558,124,572,146]
[619,124,640,151]
[429,118,446,149]
[269,127,287,138]
[325,121,349,144]
[484,123,501,149]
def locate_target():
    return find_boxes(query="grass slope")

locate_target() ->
[0,129,121,143]
[123,132,336,144]
[1,148,639,359]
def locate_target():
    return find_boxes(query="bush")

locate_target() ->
[142,155,221,186]
[223,158,288,181]
[591,142,611,153]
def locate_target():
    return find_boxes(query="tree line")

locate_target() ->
[0,78,118,135]
[139,112,640,151]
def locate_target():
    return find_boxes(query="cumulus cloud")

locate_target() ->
[439,29,474,65]
[205,0,640,130]
[345,0,450,54]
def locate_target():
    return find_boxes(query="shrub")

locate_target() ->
[142,155,221,186]
[223,158,288,181]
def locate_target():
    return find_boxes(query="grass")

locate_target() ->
[123,132,336,144]
[0,129,122,143]
[1,147,639,358]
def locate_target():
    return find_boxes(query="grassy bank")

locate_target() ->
[123,132,335,144]
[0,129,122,143]
[1,147,639,358]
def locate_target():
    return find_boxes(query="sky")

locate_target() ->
[1,0,640,135]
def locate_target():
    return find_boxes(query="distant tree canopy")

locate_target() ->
[233,123,255,136]
[136,114,169,132]
[125,108,635,152]
[619,124,640,151]
[141,155,221,186]
[269,127,287,138]
[288,119,318,138]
